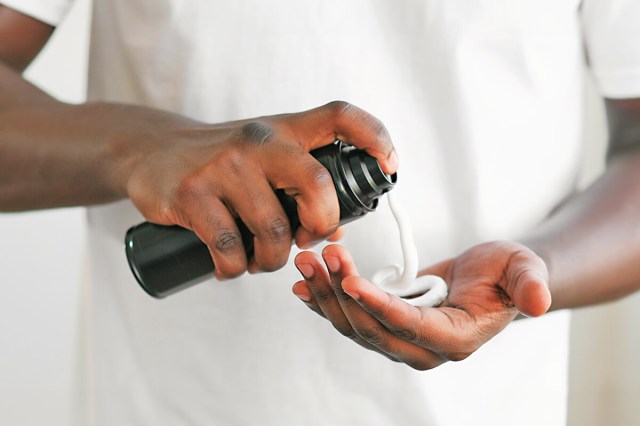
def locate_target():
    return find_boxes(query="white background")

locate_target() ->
[0,1,638,425]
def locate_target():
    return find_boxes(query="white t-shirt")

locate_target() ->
[4,0,640,425]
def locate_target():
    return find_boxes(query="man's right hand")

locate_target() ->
[1,7,397,279]
[122,101,398,279]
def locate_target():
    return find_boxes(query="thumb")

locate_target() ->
[503,250,552,317]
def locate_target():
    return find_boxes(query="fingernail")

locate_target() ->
[324,255,340,273]
[297,263,314,279]
[293,287,312,303]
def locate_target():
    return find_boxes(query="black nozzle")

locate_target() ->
[311,142,395,224]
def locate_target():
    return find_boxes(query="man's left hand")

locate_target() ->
[292,242,551,370]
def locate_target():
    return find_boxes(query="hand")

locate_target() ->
[121,101,397,279]
[292,242,551,370]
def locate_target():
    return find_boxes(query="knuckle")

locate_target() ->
[174,174,209,203]
[262,215,291,243]
[324,100,391,149]
[237,121,274,146]
[511,265,532,287]
[326,100,353,117]
[356,325,387,346]
[215,146,246,174]
[304,162,333,190]
[393,327,418,342]
[212,228,242,254]
[313,288,335,304]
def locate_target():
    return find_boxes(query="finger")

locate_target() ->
[342,275,481,361]
[327,226,345,242]
[265,150,340,245]
[502,249,552,317]
[294,227,324,250]
[177,193,248,279]
[224,173,292,274]
[321,245,446,369]
[291,278,400,364]
[294,251,381,354]
[292,280,325,318]
[294,225,345,249]
[288,101,398,174]
[322,244,360,300]
[295,250,360,331]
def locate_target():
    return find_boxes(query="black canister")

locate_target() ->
[125,141,396,298]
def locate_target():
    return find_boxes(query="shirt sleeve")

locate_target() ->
[582,0,640,98]
[0,0,75,27]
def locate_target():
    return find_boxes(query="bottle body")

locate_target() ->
[125,141,396,298]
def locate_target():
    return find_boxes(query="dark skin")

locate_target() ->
[292,84,640,367]
[3,7,640,369]
[0,8,52,71]
[0,6,393,278]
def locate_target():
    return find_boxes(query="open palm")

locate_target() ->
[293,241,551,370]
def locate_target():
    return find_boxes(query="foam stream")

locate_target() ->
[371,192,448,307]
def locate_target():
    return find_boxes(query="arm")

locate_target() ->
[0,5,53,72]
[0,6,398,278]
[291,98,640,369]
[524,98,640,309]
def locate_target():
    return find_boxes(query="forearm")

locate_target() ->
[0,84,124,210]
[522,151,640,310]
[0,61,196,211]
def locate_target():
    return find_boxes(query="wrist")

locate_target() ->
[81,102,179,200]
[92,102,144,199]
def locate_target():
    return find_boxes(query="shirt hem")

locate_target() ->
[592,67,640,99]
[0,0,73,27]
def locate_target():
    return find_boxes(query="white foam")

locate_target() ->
[371,192,448,307]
